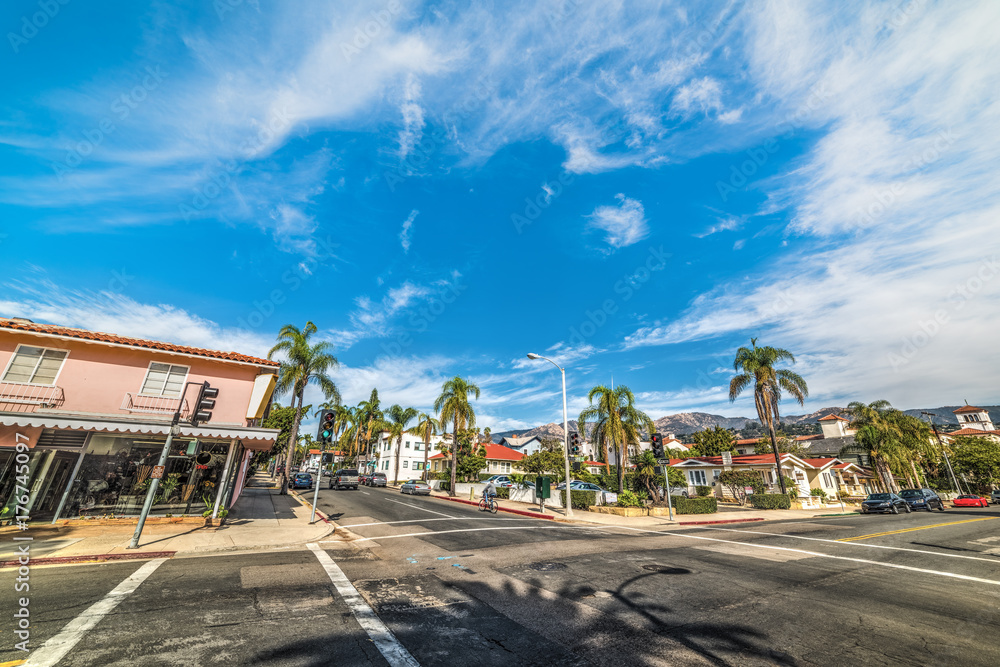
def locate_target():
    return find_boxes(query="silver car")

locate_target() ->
[400,480,431,495]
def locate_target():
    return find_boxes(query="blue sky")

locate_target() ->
[3,1,999,431]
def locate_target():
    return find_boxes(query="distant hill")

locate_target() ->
[488,405,997,442]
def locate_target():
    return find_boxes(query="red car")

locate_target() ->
[952,495,990,508]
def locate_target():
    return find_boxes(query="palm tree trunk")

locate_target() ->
[909,459,923,488]
[393,435,402,484]
[765,417,785,494]
[616,441,624,493]
[282,392,304,495]
[449,418,458,497]
[423,433,430,482]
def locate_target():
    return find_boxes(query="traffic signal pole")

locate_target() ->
[310,439,324,523]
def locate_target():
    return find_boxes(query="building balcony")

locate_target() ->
[121,392,188,416]
[0,381,65,408]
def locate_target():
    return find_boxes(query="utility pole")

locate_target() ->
[922,412,962,496]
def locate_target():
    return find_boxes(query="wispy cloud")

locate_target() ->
[587,194,649,249]
[400,209,418,253]
[398,75,425,161]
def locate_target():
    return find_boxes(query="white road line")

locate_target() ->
[307,543,419,667]
[384,498,460,519]
[25,558,168,667]
[616,526,1000,587]
[340,517,534,528]
[693,525,1000,564]
[350,525,580,542]
[361,491,370,495]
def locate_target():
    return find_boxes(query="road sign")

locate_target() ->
[151,465,165,479]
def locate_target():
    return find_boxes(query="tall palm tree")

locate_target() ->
[356,389,385,472]
[840,401,932,492]
[336,406,361,460]
[408,412,440,482]
[434,376,480,497]
[578,385,654,493]
[728,338,808,495]
[386,404,418,483]
[268,322,340,494]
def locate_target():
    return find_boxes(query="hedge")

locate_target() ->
[569,490,597,509]
[750,493,791,510]
[495,487,510,499]
[437,480,450,492]
[694,485,714,497]
[674,496,718,514]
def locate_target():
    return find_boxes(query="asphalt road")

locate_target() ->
[2,487,999,666]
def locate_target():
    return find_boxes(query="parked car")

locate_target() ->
[992,489,1000,503]
[953,494,990,508]
[330,468,360,490]
[861,492,911,514]
[555,481,606,492]
[358,473,369,486]
[898,488,946,512]
[400,480,431,495]
[291,473,314,490]
[369,472,387,488]
[483,475,515,487]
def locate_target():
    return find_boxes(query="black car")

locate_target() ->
[862,492,911,514]
[899,488,945,512]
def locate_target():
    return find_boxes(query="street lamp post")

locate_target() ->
[527,353,573,519]
[921,412,962,496]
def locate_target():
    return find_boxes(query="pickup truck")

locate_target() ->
[330,468,360,490]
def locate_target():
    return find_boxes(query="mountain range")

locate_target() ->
[490,406,999,441]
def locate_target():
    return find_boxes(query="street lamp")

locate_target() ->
[526,353,573,518]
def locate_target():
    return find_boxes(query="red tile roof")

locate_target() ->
[308,449,345,455]
[946,428,1000,436]
[818,414,847,421]
[430,443,525,461]
[0,317,279,367]
[583,460,606,466]
[953,405,986,414]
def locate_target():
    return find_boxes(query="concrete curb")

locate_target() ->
[678,517,766,526]
[436,495,555,520]
[0,550,176,569]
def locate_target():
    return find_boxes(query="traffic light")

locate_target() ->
[191,382,218,426]
[651,432,664,459]
[570,432,581,455]
[318,410,336,444]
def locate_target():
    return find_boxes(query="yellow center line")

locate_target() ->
[838,517,997,542]
[0,660,27,667]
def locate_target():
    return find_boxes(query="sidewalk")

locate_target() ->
[0,473,335,566]
[427,488,858,528]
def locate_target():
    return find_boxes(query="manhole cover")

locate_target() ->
[641,565,690,574]
[529,562,568,572]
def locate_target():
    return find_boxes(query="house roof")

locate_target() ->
[308,449,344,456]
[0,317,279,367]
[800,458,839,469]
[669,453,840,469]
[430,443,525,461]
[953,405,987,414]
[818,414,848,421]
[501,436,541,448]
[946,428,1000,436]
[583,460,606,466]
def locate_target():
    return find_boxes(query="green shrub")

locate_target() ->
[437,480,451,492]
[674,496,718,514]
[616,489,643,507]
[695,485,714,497]
[495,487,510,499]
[478,473,495,481]
[750,493,791,510]
[810,487,827,498]
[569,490,597,509]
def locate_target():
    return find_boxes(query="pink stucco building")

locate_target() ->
[0,317,280,521]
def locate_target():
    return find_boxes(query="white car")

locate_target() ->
[483,475,515,487]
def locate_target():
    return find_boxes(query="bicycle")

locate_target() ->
[478,496,498,514]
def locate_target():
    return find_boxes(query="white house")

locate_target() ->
[943,405,1000,442]
[498,435,545,455]
[373,431,449,482]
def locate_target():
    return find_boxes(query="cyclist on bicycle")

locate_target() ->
[483,480,497,503]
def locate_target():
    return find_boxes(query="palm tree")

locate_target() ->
[728,338,808,494]
[408,412,440,482]
[434,376,480,497]
[268,322,340,494]
[356,389,385,473]
[386,404,418,483]
[578,385,654,493]
[840,401,932,492]
[632,450,661,502]
[336,406,361,461]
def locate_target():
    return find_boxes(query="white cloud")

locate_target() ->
[587,194,649,249]
[671,76,724,116]
[398,75,426,161]
[695,214,743,237]
[400,209,418,253]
